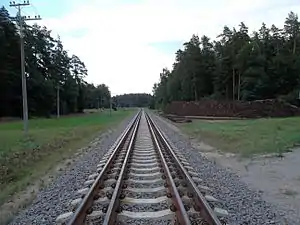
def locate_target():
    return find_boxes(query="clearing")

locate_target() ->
[180,116,300,156]
[0,109,133,206]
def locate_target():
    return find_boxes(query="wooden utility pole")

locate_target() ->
[57,85,60,118]
[109,97,112,116]
[9,1,41,134]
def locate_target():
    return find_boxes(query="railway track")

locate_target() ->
[56,110,228,225]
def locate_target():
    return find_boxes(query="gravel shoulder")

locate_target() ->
[151,112,299,225]
[6,113,134,225]
[199,146,300,222]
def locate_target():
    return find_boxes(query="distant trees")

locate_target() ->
[0,6,111,117]
[153,12,300,108]
[113,93,153,108]
[86,84,111,109]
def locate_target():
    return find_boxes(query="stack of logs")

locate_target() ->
[164,99,300,118]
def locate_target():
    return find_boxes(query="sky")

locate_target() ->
[4,0,300,96]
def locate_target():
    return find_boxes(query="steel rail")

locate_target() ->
[67,110,141,225]
[102,111,142,224]
[145,113,192,225]
[146,112,223,225]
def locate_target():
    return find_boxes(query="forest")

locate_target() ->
[113,93,153,108]
[153,12,300,108]
[0,6,111,118]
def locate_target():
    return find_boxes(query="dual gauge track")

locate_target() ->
[56,110,228,225]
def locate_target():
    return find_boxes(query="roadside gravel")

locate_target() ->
[9,113,135,225]
[151,113,298,225]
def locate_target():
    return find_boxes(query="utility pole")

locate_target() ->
[9,1,41,135]
[57,85,60,118]
[109,97,112,116]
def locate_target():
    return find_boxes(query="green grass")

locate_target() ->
[181,117,300,157]
[0,109,134,205]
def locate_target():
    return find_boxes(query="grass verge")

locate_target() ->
[180,117,300,157]
[0,109,134,206]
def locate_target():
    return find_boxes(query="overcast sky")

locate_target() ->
[5,0,300,96]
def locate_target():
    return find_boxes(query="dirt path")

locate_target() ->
[192,140,300,221]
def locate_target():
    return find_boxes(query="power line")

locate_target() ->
[9,1,42,135]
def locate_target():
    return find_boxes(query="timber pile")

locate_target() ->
[164,99,300,118]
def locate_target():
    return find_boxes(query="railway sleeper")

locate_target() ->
[56,112,229,225]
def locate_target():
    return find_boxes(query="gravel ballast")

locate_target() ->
[9,113,135,225]
[9,111,299,225]
[151,113,299,225]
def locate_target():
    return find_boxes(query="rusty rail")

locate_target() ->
[146,114,191,225]
[67,110,141,225]
[65,110,224,225]
[146,112,223,225]
[102,112,141,224]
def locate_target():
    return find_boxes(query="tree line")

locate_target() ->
[112,93,153,108]
[0,6,111,118]
[153,12,300,108]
